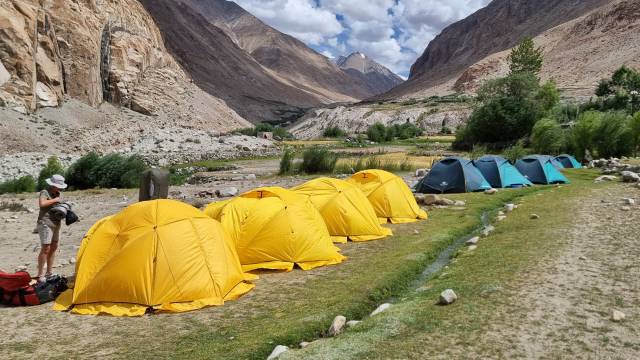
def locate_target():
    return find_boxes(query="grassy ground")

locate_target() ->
[166,181,555,359]
[278,169,606,359]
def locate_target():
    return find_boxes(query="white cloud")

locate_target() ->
[232,0,491,76]
[234,0,343,45]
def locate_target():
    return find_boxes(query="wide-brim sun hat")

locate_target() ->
[46,174,68,189]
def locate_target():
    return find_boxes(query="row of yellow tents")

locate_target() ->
[54,170,427,316]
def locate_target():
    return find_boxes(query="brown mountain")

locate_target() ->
[383,0,613,99]
[179,0,377,100]
[335,52,405,95]
[0,0,250,154]
[140,0,336,124]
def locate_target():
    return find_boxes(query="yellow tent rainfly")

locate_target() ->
[53,200,254,317]
[347,169,428,224]
[292,177,392,243]
[204,187,346,272]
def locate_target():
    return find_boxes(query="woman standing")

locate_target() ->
[36,174,67,283]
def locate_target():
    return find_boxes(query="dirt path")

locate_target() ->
[482,184,640,358]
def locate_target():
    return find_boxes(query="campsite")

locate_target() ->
[1,145,639,359]
[1,0,640,358]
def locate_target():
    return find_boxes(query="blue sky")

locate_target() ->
[232,0,490,78]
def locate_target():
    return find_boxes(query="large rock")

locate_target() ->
[611,310,626,322]
[370,303,392,316]
[423,194,455,206]
[216,187,238,198]
[439,289,458,305]
[621,171,640,183]
[0,61,10,86]
[327,315,347,337]
[594,175,618,183]
[266,345,289,360]
[466,236,480,246]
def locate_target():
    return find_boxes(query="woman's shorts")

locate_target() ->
[38,222,60,245]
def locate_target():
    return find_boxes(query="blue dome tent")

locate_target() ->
[554,154,582,169]
[415,157,491,194]
[515,155,570,185]
[474,155,533,188]
[538,155,565,169]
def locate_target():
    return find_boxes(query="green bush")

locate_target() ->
[237,123,294,140]
[87,154,147,189]
[322,126,346,138]
[366,122,422,143]
[466,73,546,146]
[0,176,37,194]
[630,112,640,156]
[530,118,565,154]
[37,156,64,190]
[502,140,529,163]
[299,147,337,174]
[65,152,100,190]
[469,144,489,160]
[594,112,633,158]
[571,111,602,161]
[279,148,294,175]
[593,66,640,113]
[367,123,387,143]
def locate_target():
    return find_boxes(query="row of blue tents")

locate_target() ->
[415,154,582,194]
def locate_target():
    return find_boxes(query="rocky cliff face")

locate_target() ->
[335,52,404,95]
[0,0,254,157]
[0,0,248,129]
[289,103,469,140]
[382,0,611,99]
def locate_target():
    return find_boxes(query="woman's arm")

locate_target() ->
[39,197,60,208]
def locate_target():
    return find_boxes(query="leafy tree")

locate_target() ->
[507,37,544,76]
[477,72,540,102]
[322,126,346,138]
[594,66,640,113]
[594,112,633,158]
[279,148,294,175]
[536,80,561,114]
[629,112,640,156]
[300,147,337,174]
[65,152,100,190]
[595,79,614,97]
[367,123,387,143]
[571,111,602,161]
[530,118,564,154]
[0,176,36,194]
[90,154,147,189]
[37,156,65,191]
[503,140,529,163]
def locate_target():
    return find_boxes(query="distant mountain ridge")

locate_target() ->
[334,52,404,94]
[382,0,614,99]
[174,0,390,120]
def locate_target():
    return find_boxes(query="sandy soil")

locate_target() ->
[478,184,640,358]
[0,167,422,359]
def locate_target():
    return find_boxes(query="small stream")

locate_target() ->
[411,210,490,289]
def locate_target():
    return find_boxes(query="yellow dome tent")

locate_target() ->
[347,169,428,224]
[292,177,393,243]
[204,187,346,272]
[53,200,254,317]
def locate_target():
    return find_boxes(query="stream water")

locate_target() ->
[411,210,490,289]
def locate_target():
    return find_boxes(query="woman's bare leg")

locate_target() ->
[37,245,50,278]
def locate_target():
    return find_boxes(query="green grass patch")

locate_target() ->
[170,183,547,359]
[283,169,605,359]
